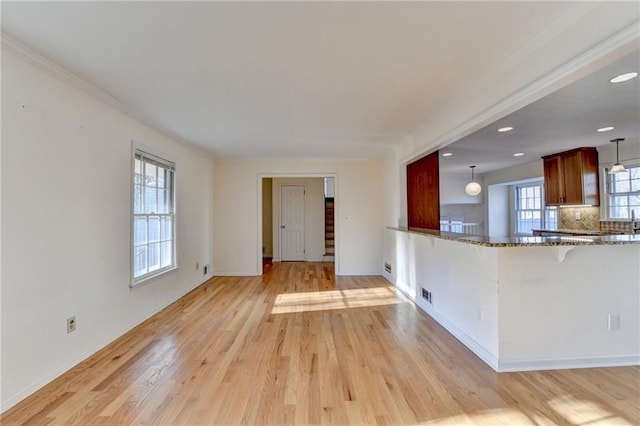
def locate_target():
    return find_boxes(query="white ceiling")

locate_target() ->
[441,49,640,175]
[1,2,639,160]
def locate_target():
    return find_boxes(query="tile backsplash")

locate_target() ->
[559,206,600,230]
[559,206,635,233]
[600,220,633,234]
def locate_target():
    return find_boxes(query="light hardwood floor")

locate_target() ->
[2,262,639,425]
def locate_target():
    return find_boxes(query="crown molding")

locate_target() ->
[1,32,216,160]
[399,20,640,165]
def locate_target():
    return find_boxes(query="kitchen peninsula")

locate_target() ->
[383,227,640,372]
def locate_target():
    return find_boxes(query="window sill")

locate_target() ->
[130,265,179,289]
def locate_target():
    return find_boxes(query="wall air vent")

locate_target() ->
[421,288,432,304]
[384,262,392,274]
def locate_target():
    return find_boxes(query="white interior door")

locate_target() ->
[280,185,305,261]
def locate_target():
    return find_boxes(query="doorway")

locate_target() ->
[258,175,337,275]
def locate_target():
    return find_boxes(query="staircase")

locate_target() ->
[324,197,335,262]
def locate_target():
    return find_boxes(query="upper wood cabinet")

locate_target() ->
[542,147,599,206]
[407,151,440,230]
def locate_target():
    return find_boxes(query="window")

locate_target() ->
[606,164,640,219]
[515,183,557,235]
[132,149,176,285]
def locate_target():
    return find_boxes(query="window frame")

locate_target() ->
[513,182,557,236]
[131,143,177,287]
[603,162,640,221]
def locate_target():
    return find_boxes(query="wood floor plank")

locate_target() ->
[2,262,639,425]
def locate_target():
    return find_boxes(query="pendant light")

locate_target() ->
[465,165,482,196]
[608,138,626,174]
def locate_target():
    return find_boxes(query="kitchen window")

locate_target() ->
[132,148,176,286]
[514,183,557,235]
[606,164,640,219]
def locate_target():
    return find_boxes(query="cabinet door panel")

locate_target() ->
[581,149,600,206]
[544,157,562,205]
[562,152,584,205]
[407,151,440,230]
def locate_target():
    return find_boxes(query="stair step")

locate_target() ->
[325,241,334,247]
[325,226,334,232]
[323,255,335,262]
[325,232,334,239]
[325,247,335,254]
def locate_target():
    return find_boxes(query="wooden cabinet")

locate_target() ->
[542,147,599,206]
[407,151,440,230]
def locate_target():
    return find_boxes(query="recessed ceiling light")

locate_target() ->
[609,72,638,83]
[442,152,453,157]
[513,152,524,157]
[597,126,615,132]
[498,127,514,132]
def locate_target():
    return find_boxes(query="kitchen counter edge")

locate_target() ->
[387,227,640,247]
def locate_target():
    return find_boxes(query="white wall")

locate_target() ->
[213,160,383,276]
[272,178,325,262]
[439,173,484,205]
[383,149,403,228]
[498,245,640,368]
[487,185,510,237]
[385,229,640,371]
[1,49,215,411]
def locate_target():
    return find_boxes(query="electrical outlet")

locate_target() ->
[203,263,210,276]
[67,316,76,334]
[608,314,620,331]
[575,211,581,220]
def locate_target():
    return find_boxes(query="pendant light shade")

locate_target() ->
[608,138,626,174]
[465,165,482,196]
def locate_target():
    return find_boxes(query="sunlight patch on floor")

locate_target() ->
[271,287,405,314]
[422,408,537,425]
[548,395,632,425]
[421,397,634,426]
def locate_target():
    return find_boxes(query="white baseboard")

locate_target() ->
[498,354,640,372]
[1,277,208,413]
[212,271,259,276]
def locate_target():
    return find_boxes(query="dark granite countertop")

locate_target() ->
[531,228,624,236]
[388,227,640,247]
